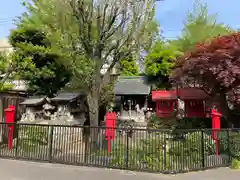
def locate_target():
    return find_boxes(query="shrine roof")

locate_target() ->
[152,88,209,101]
[114,76,151,95]
[20,96,47,106]
[51,92,83,102]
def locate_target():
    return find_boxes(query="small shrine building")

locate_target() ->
[152,88,209,118]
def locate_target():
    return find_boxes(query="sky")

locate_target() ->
[0,0,240,40]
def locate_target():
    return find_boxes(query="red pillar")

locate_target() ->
[211,108,221,155]
[105,112,116,153]
[4,105,15,150]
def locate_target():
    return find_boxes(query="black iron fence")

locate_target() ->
[0,122,239,173]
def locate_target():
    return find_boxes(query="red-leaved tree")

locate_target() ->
[171,32,240,123]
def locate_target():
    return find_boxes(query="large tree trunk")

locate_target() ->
[87,95,99,127]
[86,88,100,152]
[218,91,233,127]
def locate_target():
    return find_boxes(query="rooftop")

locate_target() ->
[51,92,83,102]
[20,96,47,106]
[152,88,210,101]
[114,76,151,95]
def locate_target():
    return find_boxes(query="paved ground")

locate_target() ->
[0,159,239,180]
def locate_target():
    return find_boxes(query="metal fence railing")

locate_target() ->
[0,122,239,173]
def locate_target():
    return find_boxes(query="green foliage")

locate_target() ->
[109,140,129,168]
[100,82,115,107]
[109,133,168,170]
[147,114,210,130]
[9,28,71,97]
[17,0,160,125]
[168,131,214,169]
[147,113,178,130]
[134,134,167,170]
[232,159,240,169]
[145,41,180,76]
[218,131,240,159]
[229,133,240,159]
[14,126,48,153]
[106,130,217,171]
[170,0,232,53]
[120,56,139,76]
[0,53,8,74]
[144,41,181,89]
[169,131,215,165]
[0,52,19,91]
[0,83,14,91]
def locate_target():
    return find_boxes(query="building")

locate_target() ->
[0,39,13,54]
[114,76,151,122]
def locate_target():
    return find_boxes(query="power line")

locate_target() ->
[0,17,16,21]
[0,21,14,25]
[0,18,16,26]
[0,22,15,26]
[0,20,15,27]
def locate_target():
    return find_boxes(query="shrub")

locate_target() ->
[109,131,216,171]
[134,133,167,170]
[232,159,240,169]
[168,131,215,169]
[229,132,240,159]
[109,132,169,170]
[147,113,178,130]
[14,125,49,152]
[147,114,210,131]
[217,131,240,159]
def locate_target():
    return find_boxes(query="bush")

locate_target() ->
[109,132,169,170]
[147,114,178,130]
[134,133,167,170]
[147,114,210,131]
[109,130,217,171]
[14,125,49,152]
[229,132,240,159]
[217,131,240,159]
[168,131,215,169]
[232,159,240,169]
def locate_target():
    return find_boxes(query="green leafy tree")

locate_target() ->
[9,28,71,97]
[120,55,139,76]
[170,0,233,53]
[0,53,14,90]
[17,0,160,128]
[0,51,31,142]
[144,41,181,89]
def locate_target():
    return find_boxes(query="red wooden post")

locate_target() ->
[105,112,116,153]
[211,108,221,155]
[4,105,15,150]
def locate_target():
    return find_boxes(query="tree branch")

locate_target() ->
[70,0,93,56]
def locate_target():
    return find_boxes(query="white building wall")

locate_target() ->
[0,39,13,54]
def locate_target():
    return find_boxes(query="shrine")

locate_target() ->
[50,92,87,125]
[114,76,151,123]
[152,88,209,118]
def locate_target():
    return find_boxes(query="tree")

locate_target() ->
[9,28,71,97]
[144,40,181,89]
[120,55,139,76]
[0,53,14,90]
[17,0,159,127]
[170,0,233,53]
[171,32,240,125]
[0,51,30,142]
